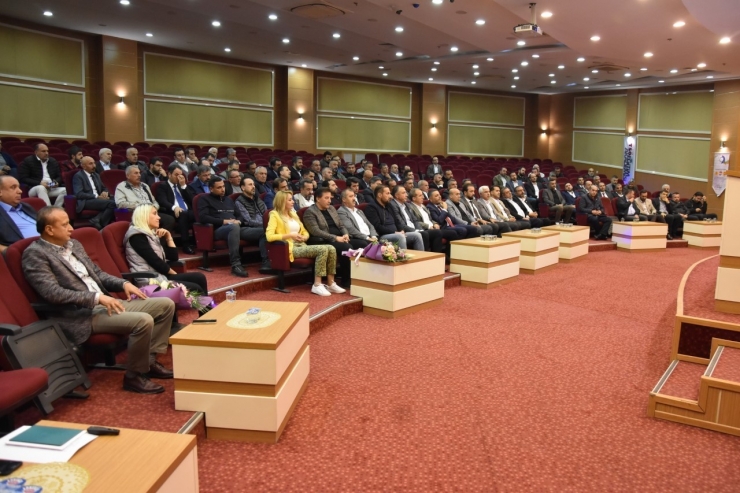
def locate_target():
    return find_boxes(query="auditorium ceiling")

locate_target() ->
[0,0,738,94]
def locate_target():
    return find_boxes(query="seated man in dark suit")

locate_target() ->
[616,189,646,221]
[19,143,66,207]
[523,173,542,210]
[609,183,625,200]
[0,176,38,253]
[303,187,367,288]
[390,185,429,251]
[71,156,115,230]
[253,166,270,196]
[364,185,416,249]
[60,146,83,175]
[459,183,500,235]
[505,187,552,228]
[223,169,243,196]
[573,177,588,196]
[578,185,612,240]
[96,148,119,174]
[234,176,271,273]
[407,187,462,256]
[446,187,496,236]
[143,157,167,187]
[654,191,681,240]
[322,179,342,207]
[346,177,365,205]
[561,182,578,206]
[187,165,212,196]
[362,176,383,203]
[119,147,148,177]
[686,191,717,220]
[542,178,575,223]
[156,163,196,254]
[22,206,175,394]
[427,189,478,238]
[0,141,19,178]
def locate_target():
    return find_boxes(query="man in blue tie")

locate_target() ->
[156,164,196,254]
[0,176,39,252]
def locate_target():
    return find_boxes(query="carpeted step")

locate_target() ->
[711,346,740,382]
[654,360,706,401]
[588,240,617,252]
[667,239,689,248]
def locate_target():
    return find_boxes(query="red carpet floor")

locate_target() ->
[714,347,740,382]
[682,254,740,324]
[194,248,740,492]
[659,361,705,400]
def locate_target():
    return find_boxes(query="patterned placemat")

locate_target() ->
[6,462,89,492]
[226,311,281,329]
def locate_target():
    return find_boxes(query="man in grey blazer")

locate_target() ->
[21,207,175,394]
[337,189,378,243]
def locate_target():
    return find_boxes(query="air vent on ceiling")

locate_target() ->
[588,63,630,73]
[290,2,348,19]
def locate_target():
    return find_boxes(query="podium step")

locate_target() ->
[648,341,740,436]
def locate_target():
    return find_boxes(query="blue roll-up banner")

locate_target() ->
[622,136,636,185]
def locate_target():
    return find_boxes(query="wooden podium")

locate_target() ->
[502,230,560,274]
[449,237,520,289]
[542,225,590,261]
[170,301,310,443]
[350,250,446,317]
[684,220,722,248]
[716,170,740,314]
[612,221,668,251]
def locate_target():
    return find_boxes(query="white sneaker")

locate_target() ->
[326,282,346,294]
[311,284,331,297]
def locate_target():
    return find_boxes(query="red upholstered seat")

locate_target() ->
[20,197,47,212]
[262,210,314,293]
[0,368,48,417]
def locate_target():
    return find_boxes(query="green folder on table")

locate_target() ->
[8,425,84,450]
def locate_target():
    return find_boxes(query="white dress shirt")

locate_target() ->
[349,207,371,236]
[85,171,98,198]
[99,161,111,172]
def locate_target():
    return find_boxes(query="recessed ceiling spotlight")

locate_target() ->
[640,67,648,71]
[577,57,585,62]
[551,81,556,84]
[120,0,130,4]
[474,72,480,76]
[486,57,494,61]
[301,64,307,67]
[517,40,526,46]
[590,35,600,41]
[382,73,388,76]
[670,69,678,73]
[625,73,631,77]
[616,84,621,87]
[146,32,153,37]
[558,65,565,69]
[353,56,359,61]
[471,81,476,84]
[212,21,221,27]
[697,63,706,68]
[432,0,443,4]
[720,37,731,44]
[431,68,437,71]
[532,54,540,58]
[472,64,479,69]
[434,62,441,66]
[282,38,290,43]
[395,26,404,32]
[658,80,665,83]
[43,10,53,16]
[476,19,486,25]
[512,69,518,73]
[691,68,697,72]
[644,52,653,57]
[268,14,278,20]
[396,52,403,57]
[224,47,231,52]
[333,33,341,38]
[541,11,553,18]
[584,86,589,89]
[379,66,384,69]
[521,61,529,67]
[451,46,458,52]
[591,69,599,73]
[511,85,517,88]
[514,76,520,80]
[549,73,555,77]
[673,20,685,28]
[583,77,590,81]
[428,77,433,81]
[707,75,714,79]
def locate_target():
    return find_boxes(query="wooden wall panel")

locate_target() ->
[448,91,525,126]
[574,95,627,130]
[317,77,411,119]
[317,116,410,152]
[0,83,85,137]
[447,125,523,156]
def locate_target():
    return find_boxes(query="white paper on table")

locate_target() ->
[0,426,97,463]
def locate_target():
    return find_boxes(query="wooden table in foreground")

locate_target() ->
[170,301,310,443]
[350,250,446,317]
[502,230,560,274]
[542,225,591,261]
[449,237,520,289]
[612,221,668,251]
[20,420,198,493]
[683,220,722,248]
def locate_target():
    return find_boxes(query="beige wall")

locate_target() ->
[104,36,140,145]
[420,83,446,157]
[286,67,315,153]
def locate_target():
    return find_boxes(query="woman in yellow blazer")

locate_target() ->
[266,190,344,297]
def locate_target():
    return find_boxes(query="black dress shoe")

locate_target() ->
[258,260,273,274]
[170,322,186,335]
[232,266,248,278]
[147,361,174,379]
[182,245,196,255]
[88,218,102,230]
[666,234,674,240]
[123,374,164,394]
